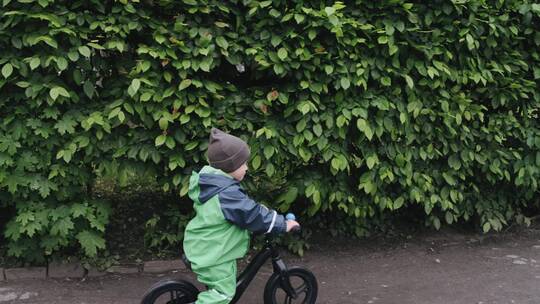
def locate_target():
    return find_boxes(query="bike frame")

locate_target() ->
[229,236,298,303]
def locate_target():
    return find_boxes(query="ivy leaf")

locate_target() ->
[76,230,105,257]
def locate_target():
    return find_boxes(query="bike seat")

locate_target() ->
[181,254,192,271]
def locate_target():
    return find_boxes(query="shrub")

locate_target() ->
[0,0,539,262]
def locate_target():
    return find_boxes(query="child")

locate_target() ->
[183,127,299,304]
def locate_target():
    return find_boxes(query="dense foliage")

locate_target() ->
[0,0,539,263]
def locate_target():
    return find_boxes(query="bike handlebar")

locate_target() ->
[289,225,301,233]
[286,213,301,233]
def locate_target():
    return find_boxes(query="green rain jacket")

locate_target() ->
[183,166,287,269]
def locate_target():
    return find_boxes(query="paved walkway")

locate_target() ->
[1,228,539,303]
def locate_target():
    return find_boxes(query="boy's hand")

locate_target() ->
[286,220,300,232]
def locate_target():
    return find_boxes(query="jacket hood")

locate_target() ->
[189,166,238,204]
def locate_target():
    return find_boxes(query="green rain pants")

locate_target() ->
[193,260,237,304]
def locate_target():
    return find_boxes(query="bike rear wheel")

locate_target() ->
[140,279,199,304]
[263,267,318,304]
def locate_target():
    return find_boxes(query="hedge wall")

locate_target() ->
[0,0,539,263]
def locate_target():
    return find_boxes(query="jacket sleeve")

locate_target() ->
[218,186,286,234]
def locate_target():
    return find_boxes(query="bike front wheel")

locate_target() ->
[263,267,318,304]
[140,279,199,304]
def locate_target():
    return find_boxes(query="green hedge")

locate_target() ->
[1,0,539,263]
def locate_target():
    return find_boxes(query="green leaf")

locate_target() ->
[366,154,378,169]
[251,155,262,170]
[356,118,373,140]
[78,45,91,58]
[128,79,141,97]
[313,124,323,137]
[2,63,13,78]
[155,135,166,146]
[67,51,79,62]
[159,118,168,130]
[185,141,198,151]
[448,155,461,170]
[83,80,94,98]
[271,35,282,47]
[433,217,441,230]
[266,163,275,177]
[179,79,192,91]
[56,57,68,70]
[340,77,350,90]
[294,13,305,24]
[76,230,105,257]
[324,65,334,75]
[277,187,298,207]
[482,222,491,233]
[308,29,317,40]
[29,57,40,70]
[324,7,336,15]
[264,145,275,159]
[51,218,74,236]
[404,74,414,88]
[445,212,453,224]
[277,48,288,60]
[49,87,70,100]
[216,36,228,49]
[394,197,405,209]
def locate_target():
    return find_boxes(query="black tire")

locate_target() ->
[140,279,199,304]
[263,267,318,304]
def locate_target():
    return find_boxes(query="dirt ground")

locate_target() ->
[1,226,539,304]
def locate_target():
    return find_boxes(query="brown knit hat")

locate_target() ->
[207,128,251,173]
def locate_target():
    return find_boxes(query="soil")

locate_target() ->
[1,226,539,304]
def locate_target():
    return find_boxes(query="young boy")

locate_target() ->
[183,127,299,304]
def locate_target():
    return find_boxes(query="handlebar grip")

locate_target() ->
[289,225,301,233]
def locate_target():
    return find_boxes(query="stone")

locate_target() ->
[48,260,85,278]
[0,268,5,281]
[0,292,18,302]
[18,292,37,300]
[4,267,46,280]
[106,265,140,274]
[143,259,185,273]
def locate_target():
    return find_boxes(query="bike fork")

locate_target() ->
[272,257,298,299]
